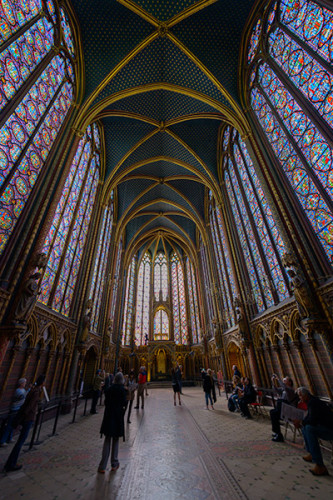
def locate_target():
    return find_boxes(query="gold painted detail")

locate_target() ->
[71,127,85,138]
[158,23,168,37]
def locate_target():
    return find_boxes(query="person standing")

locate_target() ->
[175,364,183,394]
[171,367,181,406]
[134,366,146,409]
[203,369,214,410]
[3,375,45,473]
[125,370,137,423]
[142,366,149,396]
[90,369,105,414]
[0,378,28,447]
[98,372,126,473]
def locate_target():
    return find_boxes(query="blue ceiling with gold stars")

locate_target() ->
[70,0,256,254]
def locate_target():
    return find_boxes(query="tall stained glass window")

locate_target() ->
[110,238,123,323]
[153,309,169,341]
[171,252,188,345]
[209,192,237,328]
[122,255,137,346]
[186,258,200,344]
[40,124,100,316]
[248,0,333,266]
[199,239,212,340]
[221,127,289,313]
[89,192,114,333]
[134,252,151,346]
[0,1,75,255]
[154,252,168,301]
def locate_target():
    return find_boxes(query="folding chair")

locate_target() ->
[280,402,305,442]
[250,390,268,418]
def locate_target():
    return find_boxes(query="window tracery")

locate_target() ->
[122,255,136,346]
[134,251,151,346]
[154,251,168,301]
[248,0,333,266]
[186,258,200,344]
[40,123,100,316]
[89,192,114,333]
[0,0,75,256]
[171,251,188,345]
[222,127,289,312]
[153,308,169,341]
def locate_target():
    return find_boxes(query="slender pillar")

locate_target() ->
[44,349,55,388]
[293,341,315,394]
[0,345,21,398]
[307,338,333,399]
[49,351,61,396]
[58,352,70,394]
[20,347,34,378]
[258,347,270,386]
[272,345,284,376]
[32,348,45,381]
[283,341,299,386]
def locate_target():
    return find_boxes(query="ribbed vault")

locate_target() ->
[69,0,256,256]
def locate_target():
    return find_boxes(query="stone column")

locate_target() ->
[307,337,333,399]
[293,340,315,394]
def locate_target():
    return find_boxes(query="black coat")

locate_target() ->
[100,384,126,438]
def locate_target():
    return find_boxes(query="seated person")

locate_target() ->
[238,377,256,419]
[270,374,298,442]
[294,387,333,476]
[228,375,243,412]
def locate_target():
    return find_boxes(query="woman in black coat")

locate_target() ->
[98,372,126,473]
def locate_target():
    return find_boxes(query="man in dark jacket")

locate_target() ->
[3,375,45,473]
[238,377,257,419]
[294,387,333,476]
[98,372,126,473]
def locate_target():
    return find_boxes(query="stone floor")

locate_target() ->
[0,387,332,499]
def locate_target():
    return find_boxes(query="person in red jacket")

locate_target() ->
[134,366,147,409]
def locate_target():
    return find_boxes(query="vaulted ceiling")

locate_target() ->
[70,0,256,257]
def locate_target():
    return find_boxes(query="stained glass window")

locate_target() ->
[154,251,168,301]
[171,252,188,345]
[209,194,237,328]
[89,192,114,333]
[122,255,136,346]
[248,0,333,266]
[0,1,42,46]
[40,124,100,316]
[134,252,151,346]
[153,309,169,341]
[110,238,123,323]
[0,1,75,256]
[199,240,212,341]
[186,258,200,344]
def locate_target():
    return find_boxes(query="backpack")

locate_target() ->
[228,397,235,412]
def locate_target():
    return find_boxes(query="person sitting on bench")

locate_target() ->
[294,387,333,476]
[270,374,298,442]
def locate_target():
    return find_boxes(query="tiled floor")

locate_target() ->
[0,387,332,499]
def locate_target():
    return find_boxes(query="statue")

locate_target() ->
[282,253,318,322]
[12,272,41,325]
[233,296,248,342]
[31,253,47,270]
[103,318,112,352]
[80,300,92,343]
